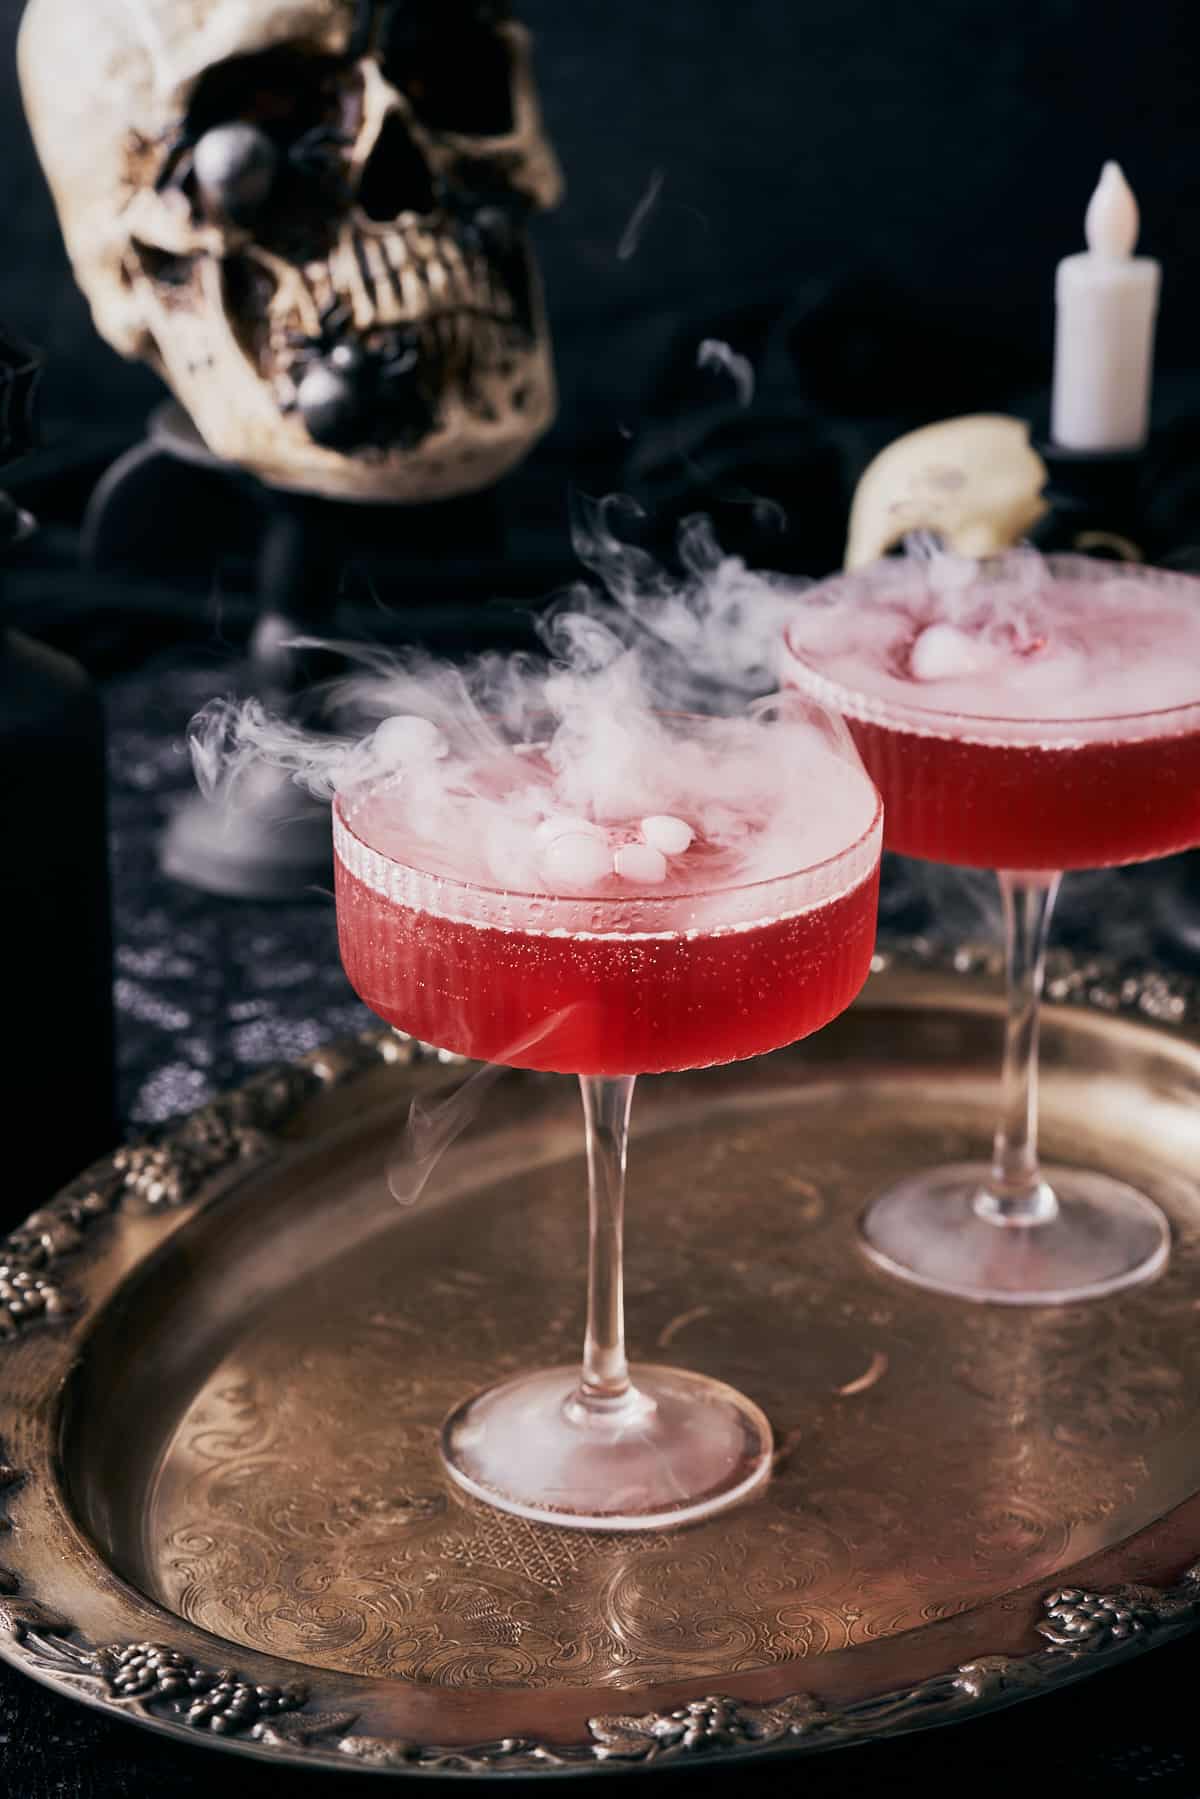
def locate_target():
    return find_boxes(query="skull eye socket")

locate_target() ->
[174,48,359,247]
[381,21,515,136]
[183,47,359,165]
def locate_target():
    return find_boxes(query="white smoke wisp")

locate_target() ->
[186,504,890,905]
[388,1005,576,1206]
[190,697,357,804]
[617,167,665,261]
[696,338,755,408]
[389,1058,510,1207]
[185,512,870,1214]
[192,540,1199,884]
[561,497,802,707]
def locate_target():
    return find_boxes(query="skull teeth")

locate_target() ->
[264,221,519,395]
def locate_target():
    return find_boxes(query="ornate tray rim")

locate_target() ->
[3,938,1200,1779]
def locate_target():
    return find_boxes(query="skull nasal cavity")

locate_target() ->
[358,116,435,221]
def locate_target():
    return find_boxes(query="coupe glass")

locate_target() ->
[782,553,1200,1305]
[332,707,883,1529]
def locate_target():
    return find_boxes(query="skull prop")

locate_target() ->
[845,415,1049,569]
[19,0,563,502]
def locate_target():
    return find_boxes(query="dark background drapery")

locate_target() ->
[5,0,1200,618]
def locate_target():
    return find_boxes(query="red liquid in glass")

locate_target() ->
[335,858,880,1076]
[846,718,1200,871]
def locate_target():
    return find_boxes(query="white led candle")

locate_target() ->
[1050,162,1160,452]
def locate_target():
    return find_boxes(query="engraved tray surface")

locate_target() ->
[5,942,1200,1777]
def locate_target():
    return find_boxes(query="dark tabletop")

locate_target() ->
[4,653,1200,1798]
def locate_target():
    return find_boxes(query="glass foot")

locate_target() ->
[440,1363,773,1530]
[860,1163,1170,1304]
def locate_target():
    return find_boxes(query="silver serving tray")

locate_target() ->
[3,941,1200,1778]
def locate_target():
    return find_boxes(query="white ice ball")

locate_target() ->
[614,842,668,884]
[641,813,694,855]
[373,714,447,762]
[908,623,993,683]
[542,832,613,890]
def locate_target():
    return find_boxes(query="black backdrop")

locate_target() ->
[5,0,1200,529]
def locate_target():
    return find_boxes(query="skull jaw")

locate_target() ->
[133,275,557,503]
[223,353,557,502]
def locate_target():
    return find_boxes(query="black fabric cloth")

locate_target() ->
[623,275,1044,576]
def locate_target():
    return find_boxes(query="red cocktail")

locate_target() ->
[335,823,879,1075]
[842,715,1200,871]
[782,552,1200,1305]
[334,707,882,1528]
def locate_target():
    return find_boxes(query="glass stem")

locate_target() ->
[577,1074,636,1410]
[978,870,1062,1227]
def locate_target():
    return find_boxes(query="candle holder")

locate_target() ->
[1027,441,1147,563]
[1026,411,1200,575]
